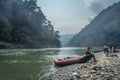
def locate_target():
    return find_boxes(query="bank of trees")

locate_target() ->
[0,0,61,48]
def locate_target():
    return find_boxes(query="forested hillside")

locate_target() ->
[0,0,61,48]
[67,2,120,47]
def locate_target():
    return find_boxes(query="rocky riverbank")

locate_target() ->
[42,52,120,80]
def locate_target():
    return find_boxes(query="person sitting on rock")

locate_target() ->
[85,47,97,62]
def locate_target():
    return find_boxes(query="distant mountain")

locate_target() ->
[67,2,120,47]
[60,34,74,46]
[0,0,61,48]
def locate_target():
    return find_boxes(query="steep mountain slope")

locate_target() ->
[67,2,120,47]
[0,0,61,48]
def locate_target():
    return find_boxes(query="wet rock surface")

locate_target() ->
[42,52,120,80]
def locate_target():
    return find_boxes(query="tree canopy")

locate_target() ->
[0,0,61,48]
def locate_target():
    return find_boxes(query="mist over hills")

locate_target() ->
[67,2,120,47]
[0,0,61,48]
[60,34,74,46]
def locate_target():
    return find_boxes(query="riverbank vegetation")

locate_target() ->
[0,0,61,48]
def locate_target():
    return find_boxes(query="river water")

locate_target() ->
[0,47,101,80]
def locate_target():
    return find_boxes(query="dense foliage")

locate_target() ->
[67,2,120,47]
[0,0,61,48]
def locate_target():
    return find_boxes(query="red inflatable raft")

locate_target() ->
[54,55,88,66]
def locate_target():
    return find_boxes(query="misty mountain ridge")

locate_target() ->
[60,34,74,46]
[66,2,120,47]
[0,0,61,48]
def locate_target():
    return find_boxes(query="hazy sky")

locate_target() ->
[37,0,120,35]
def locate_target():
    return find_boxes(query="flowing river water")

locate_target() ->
[0,47,101,80]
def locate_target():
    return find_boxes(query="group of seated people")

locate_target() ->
[86,45,119,62]
[103,45,118,53]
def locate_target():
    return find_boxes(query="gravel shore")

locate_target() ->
[42,52,120,80]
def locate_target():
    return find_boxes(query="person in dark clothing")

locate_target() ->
[85,47,97,62]
[103,45,109,53]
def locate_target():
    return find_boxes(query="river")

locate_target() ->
[0,47,101,80]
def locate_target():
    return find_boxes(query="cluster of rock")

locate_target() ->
[42,53,120,80]
[75,62,120,80]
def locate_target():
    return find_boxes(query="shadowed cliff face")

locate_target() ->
[67,2,120,47]
[0,0,61,48]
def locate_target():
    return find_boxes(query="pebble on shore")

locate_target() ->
[42,52,120,80]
